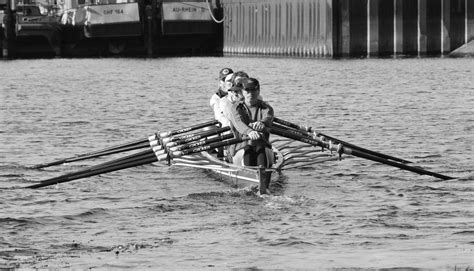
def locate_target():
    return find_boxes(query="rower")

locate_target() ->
[214,70,249,127]
[209,68,233,158]
[227,77,274,193]
[214,74,237,126]
[210,67,233,123]
[230,71,263,101]
[217,86,241,126]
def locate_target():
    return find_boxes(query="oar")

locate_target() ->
[270,126,455,180]
[26,150,155,188]
[26,133,243,189]
[77,132,234,177]
[46,127,230,182]
[31,120,220,169]
[33,142,154,169]
[274,117,412,164]
[162,126,230,145]
[26,155,159,189]
[165,136,247,158]
[159,120,219,137]
[168,133,234,152]
[31,139,153,169]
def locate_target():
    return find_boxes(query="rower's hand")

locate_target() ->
[250,121,265,132]
[248,130,261,140]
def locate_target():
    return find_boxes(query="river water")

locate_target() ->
[0,57,473,270]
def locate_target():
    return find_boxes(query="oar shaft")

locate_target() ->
[345,146,454,180]
[159,120,219,137]
[43,141,151,167]
[27,156,158,189]
[31,138,151,169]
[168,133,234,152]
[29,150,155,186]
[27,121,226,188]
[32,120,219,169]
[86,149,156,171]
[37,132,233,188]
[270,126,325,148]
[271,126,454,180]
[274,117,412,164]
[167,136,247,158]
[163,126,230,145]
[273,117,307,131]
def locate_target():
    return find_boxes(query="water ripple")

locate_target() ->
[1,57,473,269]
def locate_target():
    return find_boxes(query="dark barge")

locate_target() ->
[1,0,223,58]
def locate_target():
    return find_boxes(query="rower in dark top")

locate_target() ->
[228,77,274,193]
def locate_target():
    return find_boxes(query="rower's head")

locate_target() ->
[231,71,249,87]
[241,78,260,106]
[218,68,233,91]
[223,74,234,92]
[228,85,243,103]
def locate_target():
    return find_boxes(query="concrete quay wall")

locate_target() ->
[221,0,474,57]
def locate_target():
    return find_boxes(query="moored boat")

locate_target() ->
[14,3,62,57]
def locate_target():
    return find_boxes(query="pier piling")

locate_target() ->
[2,0,16,59]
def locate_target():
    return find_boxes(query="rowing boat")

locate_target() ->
[25,118,455,190]
[171,147,284,194]
[170,137,341,194]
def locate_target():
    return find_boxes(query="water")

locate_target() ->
[0,57,473,270]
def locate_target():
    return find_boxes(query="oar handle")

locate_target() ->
[162,126,230,145]
[168,133,234,152]
[157,136,248,161]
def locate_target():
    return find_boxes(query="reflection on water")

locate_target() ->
[0,57,473,269]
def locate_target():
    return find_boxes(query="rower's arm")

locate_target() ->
[258,102,274,128]
[229,104,253,135]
